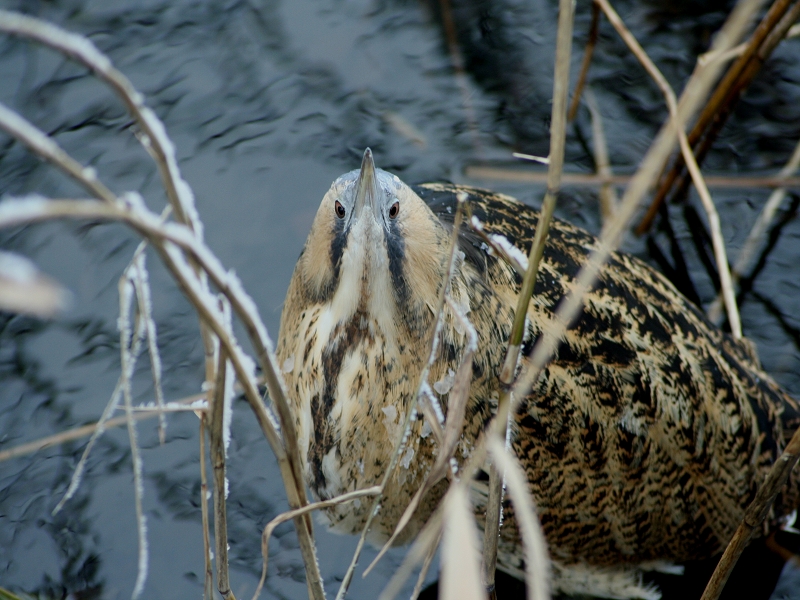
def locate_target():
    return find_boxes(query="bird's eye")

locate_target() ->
[389,201,399,219]
[335,201,346,219]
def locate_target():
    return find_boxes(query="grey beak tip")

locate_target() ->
[360,147,375,174]
[354,148,379,218]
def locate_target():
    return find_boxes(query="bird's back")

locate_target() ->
[415,183,800,568]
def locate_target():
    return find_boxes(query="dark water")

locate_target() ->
[0,1,799,599]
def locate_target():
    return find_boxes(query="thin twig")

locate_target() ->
[51,250,155,515]
[567,1,601,122]
[484,0,574,590]
[119,275,149,600]
[211,340,235,600]
[465,166,800,189]
[708,135,800,322]
[636,0,797,235]
[0,393,206,464]
[595,0,742,338]
[585,87,619,222]
[131,252,167,444]
[487,439,550,600]
[700,427,800,600]
[251,487,381,600]
[377,509,444,600]
[200,415,215,600]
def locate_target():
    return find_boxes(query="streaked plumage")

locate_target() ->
[276,150,800,599]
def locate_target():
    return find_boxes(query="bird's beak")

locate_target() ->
[353,148,380,221]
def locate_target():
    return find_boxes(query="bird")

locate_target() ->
[275,148,800,599]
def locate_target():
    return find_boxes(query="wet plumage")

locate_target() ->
[276,150,800,599]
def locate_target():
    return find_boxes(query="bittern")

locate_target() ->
[276,149,800,599]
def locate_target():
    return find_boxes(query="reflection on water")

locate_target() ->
[0,0,799,598]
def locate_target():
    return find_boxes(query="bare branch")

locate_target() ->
[567,1,601,122]
[199,416,215,600]
[465,166,800,189]
[637,0,797,235]
[0,13,326,596]
[584,88,619,222]
[0,393,206,464]
[700,427,800,600]
[131,252,167,444]
[210,308,235,600]
[486,0,574,590]
[252,487,381,600]
[595,0,742,339]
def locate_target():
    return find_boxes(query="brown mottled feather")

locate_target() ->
[277,176,799,597]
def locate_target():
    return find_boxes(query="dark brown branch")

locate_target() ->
[637,0,800,235]
[700,427,800,600]
[568,1,601,122]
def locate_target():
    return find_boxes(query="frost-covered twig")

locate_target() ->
[131,251,167,444]
[0,393,206,464]
[52,237,164,514]
[210,298,235,600]
[199,415,214,600]
[0,0,314,534]
[0,10,200,232]
[119,274,149,600]
[0,196,291,467]
[0,94,323,600]
[252,486,381,600]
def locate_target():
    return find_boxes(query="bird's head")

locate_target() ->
[296,149,451,338]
